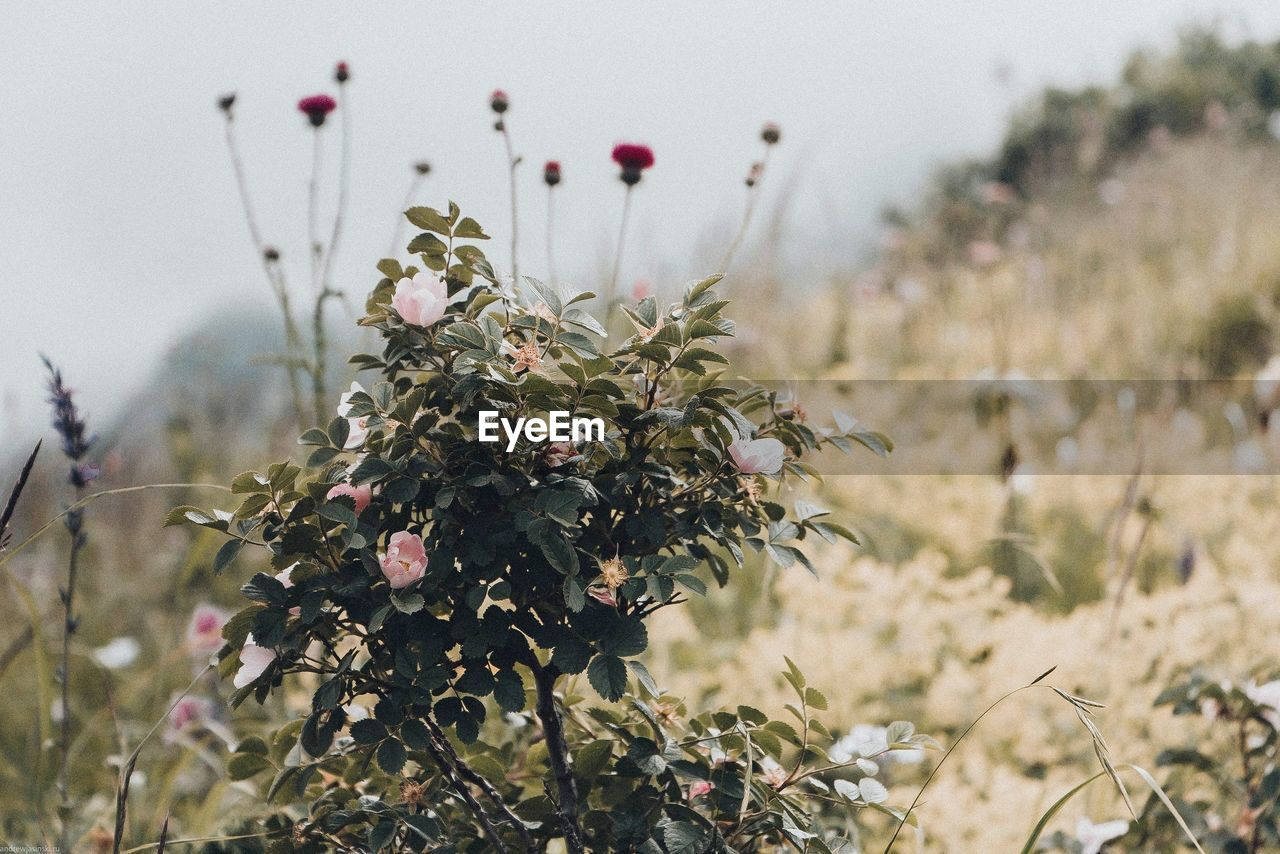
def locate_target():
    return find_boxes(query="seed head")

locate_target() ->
[544,160,561,187]
[599,557,628,590]
[297,94,337,127]
[414,160,432,176]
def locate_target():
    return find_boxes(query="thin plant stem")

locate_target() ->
[546,188,558,285]
[58,518,83,847]
[222,116,307,424]
[389,173,428,257]
[720,145,772,274]
[500,121,520,286]
[532,663,584,853]
[607,186,634,314]
[308,128,323,291]
[319,83,351,294]
[113,665,213,853]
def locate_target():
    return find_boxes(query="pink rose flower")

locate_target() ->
[326,482,372,514]
[391,271,448,328]
[380,531,427,589]
[233,635,277,689]
[728,437,786,475]
[185,603,230,654]
[337,382,370,449]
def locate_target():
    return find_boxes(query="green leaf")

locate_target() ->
[376,738,407,774]
[599,618,648,658]
[351,718,388,745]
[405,206,451,234]
[494,668,527,712]
[587,654,628,701]
[226,752,272,781]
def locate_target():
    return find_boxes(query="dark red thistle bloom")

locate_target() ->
[490,89,509,114]
[335,61,350,84]
[544,160,561,187]
[297,94,337,127]
[612,143,654,186]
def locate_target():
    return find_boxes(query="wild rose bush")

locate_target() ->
[171,203,921,851]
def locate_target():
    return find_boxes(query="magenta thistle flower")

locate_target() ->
[297,94,337,127]
[544,160,561,187]
[612,143,654,186]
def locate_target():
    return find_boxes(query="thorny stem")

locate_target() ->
[607,185,634,315]
[424,717,532,851]
[422,727,508,851]
[532,662,585,853]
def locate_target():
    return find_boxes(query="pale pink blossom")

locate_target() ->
[380,531,427,589]
[275,564,302,616]
[185,603,230,654]
[167,695,216,740]
[728,437,785,475]
[326,482,372,514]
[337,382,370,449]
[392,271,448,328]
[687,780,713,801]
[631,278,652,300]
[967,240,1002,267]
[587,586,618,607]
[233,635,276,689]
[543,442,575,468]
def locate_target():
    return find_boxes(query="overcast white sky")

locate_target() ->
[4,2,1280,437]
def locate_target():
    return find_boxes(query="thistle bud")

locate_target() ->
[334,61,349,84]
[762,122,781,145]
[544,160,561,187]
[263,246,281,262]
[490,89,509,114]
[746,162,763,187]
[218,93,236,116]
[414,161,432,176]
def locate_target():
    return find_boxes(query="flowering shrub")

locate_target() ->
[171,203,915,851]
[1122,672,1280,852]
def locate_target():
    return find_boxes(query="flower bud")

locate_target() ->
[490,89,509,114]
[544,160,561,187]
[762,122,781,145]
[263,246,281,262]
[334,61,349,84]
[414,161,432,176]
[217,93,236,116]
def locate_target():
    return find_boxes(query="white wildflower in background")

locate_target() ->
[92,637,140,670]
[1075,817,1128,854]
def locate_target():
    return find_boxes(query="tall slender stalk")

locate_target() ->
[720,145,772,274]
[546,186,558,285]
[607,186,634,312]
[308,128,323,292]
[43,358,97,850]
[388,164,430,257]
[220,105,307,424]
[499,123,520,286]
